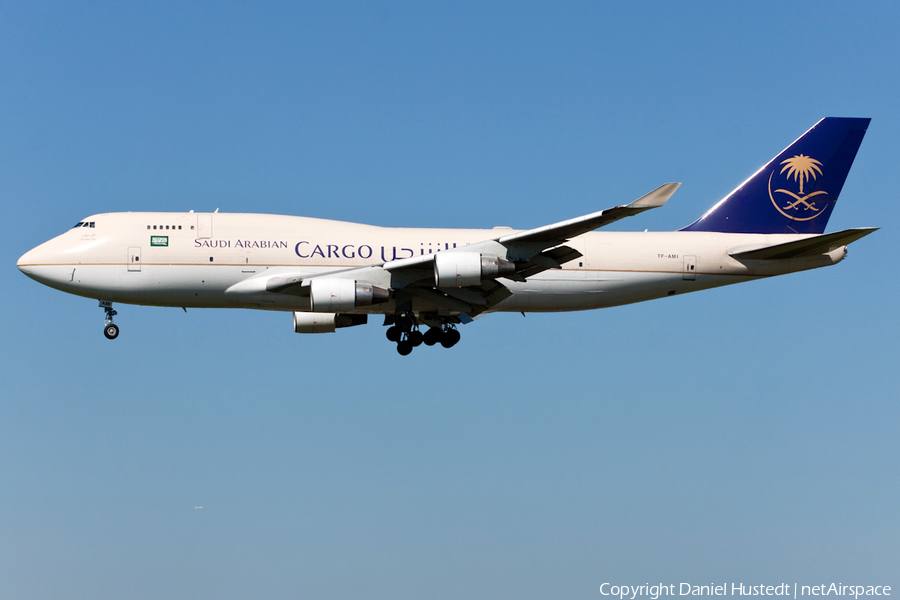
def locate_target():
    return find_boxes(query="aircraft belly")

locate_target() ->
[19,265,94,298]
[36,265,300,309]
[496,271,748,312]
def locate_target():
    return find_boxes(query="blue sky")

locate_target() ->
[2,2,898,599]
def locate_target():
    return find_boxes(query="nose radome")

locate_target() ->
[17,241,55,277]
[17,247,36,275]
[17,241,72,288]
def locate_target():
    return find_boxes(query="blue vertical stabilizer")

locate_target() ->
[681,117,869,234]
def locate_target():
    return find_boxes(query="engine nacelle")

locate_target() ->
[434,252,515,287]
[308,278,389,312]
[293,312,368,334]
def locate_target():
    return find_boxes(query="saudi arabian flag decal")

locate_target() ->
[150,236,169,247]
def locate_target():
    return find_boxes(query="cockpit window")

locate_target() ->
[73,222,84,228]
[89,222,95,228]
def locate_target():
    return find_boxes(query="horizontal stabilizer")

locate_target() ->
[729,227,877,260]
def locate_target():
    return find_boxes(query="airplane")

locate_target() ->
[18,117,876,355]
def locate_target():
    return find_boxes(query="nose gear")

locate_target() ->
[100,300,119,339]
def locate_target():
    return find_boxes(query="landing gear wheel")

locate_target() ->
[423,327,441,346]
[104,324,120,340]
[440,328,460,348]
[408,330,423,347]
[397,340,413,356]
[386,326,401,342]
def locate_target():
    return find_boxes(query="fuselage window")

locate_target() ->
[178,225,182,230]
[147,225,151,229]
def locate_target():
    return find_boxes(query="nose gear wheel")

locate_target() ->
[100,300,119,340]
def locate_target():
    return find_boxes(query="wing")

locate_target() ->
[264,183,680,315]
[495,182,680,247]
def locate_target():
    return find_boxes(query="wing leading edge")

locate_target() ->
[263,183,680,315]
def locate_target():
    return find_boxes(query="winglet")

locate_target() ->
[630,182,681,208]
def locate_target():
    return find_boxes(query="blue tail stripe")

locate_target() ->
[681,117,869,234]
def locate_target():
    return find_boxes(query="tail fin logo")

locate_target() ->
[768,154,829,221]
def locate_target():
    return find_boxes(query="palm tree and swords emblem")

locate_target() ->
[768,154,829,221]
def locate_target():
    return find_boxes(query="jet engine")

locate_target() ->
[308,278,389,312]
[293,312,368,334]
[434,252,515,287]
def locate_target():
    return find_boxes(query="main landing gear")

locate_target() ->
[385,313,461,356]
[100,300,119,339]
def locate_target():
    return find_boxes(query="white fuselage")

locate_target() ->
[17,211,845,315]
